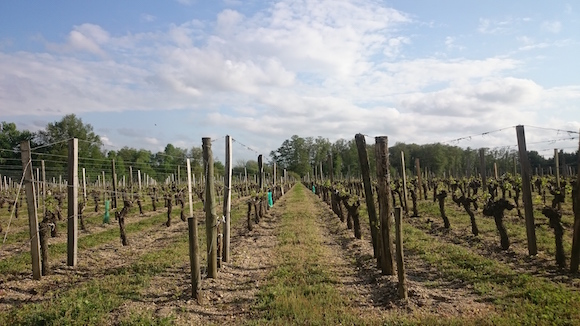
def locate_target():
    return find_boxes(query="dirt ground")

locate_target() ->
[1,186,496,325]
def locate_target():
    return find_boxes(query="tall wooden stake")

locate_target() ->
[375,136,395,275]
[67,138,78,266]
[479,148,486,192]
[41,160,46,217]
[400,151,409,214]
[203,138,218,278]
[20,141,42,280]
[571,129,580,272]
[82,167,87,203]
[223,135,232,262]
[516,125,537,255]
[355,134,380,261]
[394,207,407,300]
[186,159,201,300]
[415,158,422,200]
[111,160,118,209]
[258,154,264,191]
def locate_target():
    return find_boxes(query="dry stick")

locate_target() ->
[394,207,407,300]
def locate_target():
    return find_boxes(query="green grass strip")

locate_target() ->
[403,224,580,325]
[251,184,369,325]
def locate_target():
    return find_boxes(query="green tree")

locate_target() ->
[35,114,104,180]
[0,122,34,179]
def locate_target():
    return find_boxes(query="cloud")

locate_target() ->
[1,0,579,158]
[144,137,160,145]
[141,14,156,22]
[46,23,110,57]
[176,0,195,5]
[399,77,542,117]
[541,20,562,33]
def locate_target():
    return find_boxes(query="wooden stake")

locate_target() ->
[186,159,201,300]
[355,134,380,261]
[516,125,537,255]
[571,128,580,272]
[20,140,42,280]
[111,160,118,209]
[415,158,422,200]
[479,148,486,192]
[203,138,218,278]
[375,136,395,275]
[82,167,87,203]
[41,160,46,217]
[223,135,232,263]
[400,151,409,214]
[67,138,78,266]
[258,155,264,190]
[394,207,407,300]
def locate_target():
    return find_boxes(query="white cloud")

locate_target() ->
[541,20,562,33]
[141,14,156,22]
[144,137,160,145]
[46,23,110,57]
[1,0,579,157]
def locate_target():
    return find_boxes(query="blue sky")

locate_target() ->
[1,0,579,163]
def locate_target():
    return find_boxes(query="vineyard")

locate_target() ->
[1,123,580,325]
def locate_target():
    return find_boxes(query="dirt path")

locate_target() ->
[305,187,493,322]
[114,198,285,325]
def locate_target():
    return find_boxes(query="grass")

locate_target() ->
[0,194,247,325]
[402,224,580,325]
[251,183,370,325]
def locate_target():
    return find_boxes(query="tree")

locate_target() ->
[0,122,34,178]
[35,115,104,179]
[270,135,311,176]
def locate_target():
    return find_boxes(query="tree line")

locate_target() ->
[0,114,265,183]
[269,135,578,179]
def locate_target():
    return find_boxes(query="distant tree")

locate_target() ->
[0,122,35,178]
[34,114,104,180]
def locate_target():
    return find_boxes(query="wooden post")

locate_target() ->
[494,162,498,180]
[273,161,277,187]
[20,141,42,280]
[375,136,395,275]
[258,154,264,191]
[82,167,87,203]
[129,166,134,198]
[355,134,380,261]
[479,148,486,192]
[415,158,422,200]
[67,138,78,266]
[555,149,561,188]
[138,170,142,191]
[400,151,409,214]
[394,207,407,300]
[41,160,46,217]
[203,138,218,278]
[186,158,201,300]
[111,160,118,209]
[223,135,232,263]
[571,129,580,272]
[516,125,537,255]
